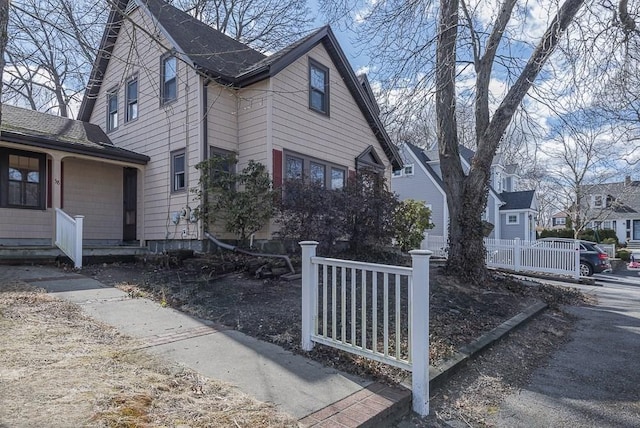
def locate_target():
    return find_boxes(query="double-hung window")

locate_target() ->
[126,77,138,122]
[0,149,46,209]
[331,167,345,190]
[171,150,186,192]
[161,55,177,104]
[107,88,118,131]
[309,59,329,115]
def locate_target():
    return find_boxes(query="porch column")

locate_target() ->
[137,165,146,247]
[50,154,63,246]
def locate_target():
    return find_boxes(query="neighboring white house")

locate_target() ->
[392,142,537,241]
[578,177,640,244]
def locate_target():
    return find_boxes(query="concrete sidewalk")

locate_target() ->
[1,265,410,427]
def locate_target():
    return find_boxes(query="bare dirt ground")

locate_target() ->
[0,279,298,427]
[82,253,591,428]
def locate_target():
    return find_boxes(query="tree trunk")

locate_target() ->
[437,0,585,284]
[0,0,8,124]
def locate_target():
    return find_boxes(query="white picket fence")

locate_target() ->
[300,241,432,416]
[55,208,84,269]
[422,235,581,279]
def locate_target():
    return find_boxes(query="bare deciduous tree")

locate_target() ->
[0,0,8,124]
[170,0,313,52]
[4,0,106,116]
[541,116,632,237]
[321,0,640,282]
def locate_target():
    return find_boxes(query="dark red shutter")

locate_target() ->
[273,149,283,188]
[348,169,356,183]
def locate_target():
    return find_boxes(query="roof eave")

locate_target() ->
[1,131,150,165]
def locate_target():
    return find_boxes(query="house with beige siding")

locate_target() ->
[72,0,401,251]
[0,104,149,249]
[392,142,537,242]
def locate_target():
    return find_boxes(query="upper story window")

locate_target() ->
[593,195,603,208]
[1,149,46,209]
[309,59,329,115]
[404,164,414,176]
[554,217,566,226]
[392,169,402,178]
[161,55,177,104]
[171,149,186,193]
[107,88,118,131]
[126,77,138,122]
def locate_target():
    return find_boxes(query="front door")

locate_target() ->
[123,168,137,241]
[633,220,640,241]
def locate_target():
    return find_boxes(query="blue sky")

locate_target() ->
[309,2,372,73]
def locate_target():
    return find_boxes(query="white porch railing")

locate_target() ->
[300,241,432,416]
[55,208,84,269]
[423,235,581,279]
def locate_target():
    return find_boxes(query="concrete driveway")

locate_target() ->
[490,281,640,427]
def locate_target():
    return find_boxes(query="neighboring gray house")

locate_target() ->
[578,177,640,244]
[392,142,537,241]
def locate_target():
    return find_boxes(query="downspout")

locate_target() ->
[201,77,212,247]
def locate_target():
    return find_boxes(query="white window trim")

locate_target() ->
[106,87,118,132]
[404,164,414,176]
[171,149,186,193]
[125,76,138,122]
[392,169,403,178]
[506,213,519,225]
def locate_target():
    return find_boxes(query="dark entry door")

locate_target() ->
[123,168,137,241]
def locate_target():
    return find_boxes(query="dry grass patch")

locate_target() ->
[0,281,298,428]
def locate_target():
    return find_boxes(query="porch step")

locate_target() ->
[0,245,150,265]
[626,241,640,250]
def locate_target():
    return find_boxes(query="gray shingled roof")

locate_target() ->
[142,0,266,82]
[406,142,503,199]
[580,181,640,217]
[1,105,149,164]
[500,190,535,210]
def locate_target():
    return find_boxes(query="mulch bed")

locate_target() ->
[85,252,588,384]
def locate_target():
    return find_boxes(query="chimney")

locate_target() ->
[625,175,632,186]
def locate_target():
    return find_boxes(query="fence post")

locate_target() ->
[514,237,521,272]
[300,241,319,351]
[73,215,84,269]
[409,249,432,416]
[574,239,581,280]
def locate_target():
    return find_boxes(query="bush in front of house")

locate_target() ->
[193,156,275,248]
[394,199,434,252]
[539,228,575,239]
[616,249,631,262]
[277,170,399,255]
[275,178,347,255]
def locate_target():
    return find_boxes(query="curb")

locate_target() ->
[427,301,548,391]
[300,301,548,427]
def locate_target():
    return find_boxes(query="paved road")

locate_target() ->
[490,280,640,427]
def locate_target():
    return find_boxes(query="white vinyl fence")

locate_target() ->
[422,235,581,279]
[300,241,432,416]
[55,208,84,269]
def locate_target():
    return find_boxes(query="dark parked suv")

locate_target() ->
[536,238,612,276]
